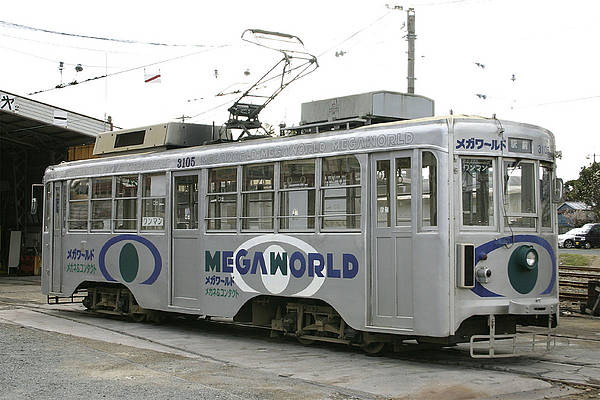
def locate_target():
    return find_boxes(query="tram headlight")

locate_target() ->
[514,245,538,270]
[525,249,537,268]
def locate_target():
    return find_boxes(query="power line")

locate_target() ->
[316,11,393,58]
[0,31,142,55]
[518,95,600,109]
[28,46,229,95]
[0,44,117,69]
[188,99,234,120]
[0,19,223,48]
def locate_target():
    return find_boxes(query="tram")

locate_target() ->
[40,93,562,357]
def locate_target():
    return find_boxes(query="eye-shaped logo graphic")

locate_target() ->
[472,235,555,297]
[232,234,325,297]
[99,235,162,285]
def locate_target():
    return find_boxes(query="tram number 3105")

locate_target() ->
[176,157,196,168]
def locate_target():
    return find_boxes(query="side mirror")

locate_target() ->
[552,178,564,203]
[31,197,38,215]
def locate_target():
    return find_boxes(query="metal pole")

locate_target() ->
[406,8,416,94]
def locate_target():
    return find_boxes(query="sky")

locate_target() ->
[2,0,599,180]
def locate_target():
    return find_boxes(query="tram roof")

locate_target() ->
[45,114,555,180]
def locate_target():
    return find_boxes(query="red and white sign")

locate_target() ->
[144,69,161,83]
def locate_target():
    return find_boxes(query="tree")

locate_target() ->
[565,162,600,219]
[565,209,595,228]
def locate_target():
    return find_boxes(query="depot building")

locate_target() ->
[0,90,110,275]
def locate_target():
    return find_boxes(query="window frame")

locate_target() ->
[90,176,112,232]
[278,158,317,232]
[173,172,199,230]
[394,155,413,229]
[419,150,438,231]
[502,158,538,231]
[67,178,90,232]
[539,162,553,231]
[459,156,497,231]
[140,173,167,232]
[319,155,362,232]
[241,163,275,232]
[113,174,139,232]
[206,166,239,232]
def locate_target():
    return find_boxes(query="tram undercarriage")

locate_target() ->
[58,285,552,356]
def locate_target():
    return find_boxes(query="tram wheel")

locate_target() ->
[362,342,385,355]
[131,313,147,323]
[82,295,93,310]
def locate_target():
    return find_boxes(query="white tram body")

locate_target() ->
[41,115,560,353]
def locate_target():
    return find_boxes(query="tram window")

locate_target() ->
[44,184,52,232]
[141,173,166,231]
[114,175,138,231]
[540,164,552,228]
[91,177,111,231]
[207,167,237,231]
[504,161,536,228]
[396,157,412,226]
[280,159,316,230]
[321,155,361,230]
[376,160,391,227]
[174,175,198,229]
[461,159,494,226]
[421,152,437,227]
[68,178,89,230]
[242,164,274,230]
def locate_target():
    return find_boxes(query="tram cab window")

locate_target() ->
[242,164,274,230]
[141,173,166,231]
[174,175,198,229]
[280,159,316,230]
[114,175,138,231]
[461,158,494,227]
[540,164,552,229]
[421,151,437,228]
[503,161,536,228]
[321,155,361,230]
[207,167,237,231]
[68,178,89,231]
[91,177,112,231]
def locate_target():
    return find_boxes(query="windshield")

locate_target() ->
[580,224,593,233]
[503,161,536,228]
[563,228,581,235]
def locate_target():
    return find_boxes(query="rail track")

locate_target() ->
[559,265,600,302]
[2,296,600,399]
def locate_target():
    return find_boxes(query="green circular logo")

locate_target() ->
[508,245,538,294]
[119,243,139,283]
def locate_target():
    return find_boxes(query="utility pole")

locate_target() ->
[406,8,416,94]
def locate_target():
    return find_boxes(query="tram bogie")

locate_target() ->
[41,114,562,357]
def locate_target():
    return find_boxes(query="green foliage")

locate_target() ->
[559,253,594,266]
[564,162,600,219]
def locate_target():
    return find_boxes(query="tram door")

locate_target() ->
[51,181,64,294]
[369,152,414,330]
[171,171,201,308]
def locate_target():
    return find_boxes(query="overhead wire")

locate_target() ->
[316,11,393,58]
[0,44,118,69]
[0,31,143,55]
[28,45,229,95]
[0,19,224,48]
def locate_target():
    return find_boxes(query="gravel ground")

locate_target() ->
[0,321,365,400]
